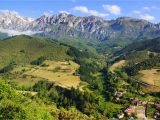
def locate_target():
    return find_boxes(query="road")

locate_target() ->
[136,106,147,120]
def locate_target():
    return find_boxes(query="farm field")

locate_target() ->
[139,69,160,86]
[142,86,160,93]
[110,60,126,72]
[11,60,86,89]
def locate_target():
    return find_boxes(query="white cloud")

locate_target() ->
[74,6,88,13]
[42,12,51,16]
[143,6,160,10]
[0,9,19,15]
[59,11,70,14]
[140,14,155,21]
[0,29,42,36]
[42,10,54,16]
[49,10,54,14]
[143,7,150,10]
[132,9,155,21]
[73,6,108,17]
[102,4,121,15]
[132,10,141,14]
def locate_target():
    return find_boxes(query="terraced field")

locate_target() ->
[12,60,86,89]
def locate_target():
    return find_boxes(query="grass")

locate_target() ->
[17,90,37,96]
[11,75,46,88]
[11,60,86,89]
[139,69,160,86]
[0,35,71,69]
[142,86,160,93]
[110,60,126,72]
[104,102,123,116]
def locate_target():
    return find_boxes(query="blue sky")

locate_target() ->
[0,0,160,23]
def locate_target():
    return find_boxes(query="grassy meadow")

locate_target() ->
[139,69,160,86]
[11,60,86,89]
[110,60,126,72]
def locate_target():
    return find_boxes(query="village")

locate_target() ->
[113,90,160,119]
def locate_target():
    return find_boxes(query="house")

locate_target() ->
[155,104,160,110]
[154,112,160,119]
[117,113,124,119]
[124,106,136,116]
[114,90,126,97]
[148,101,154,105]
[140,100,148,105]
[130,98,139,105]
[130,98,148,106]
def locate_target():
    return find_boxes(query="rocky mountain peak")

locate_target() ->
[0,10,34,31]
[58,13,70,18]
[0,12,160,41]
[0,10,34,23]
[36,14,51,24]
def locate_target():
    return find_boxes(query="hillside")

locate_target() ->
[0,35,70,68]
[0,78,96,120]
[109,37,160,92]
[0,35,117,119]
[0,35,160,119]
[117,37,160,54]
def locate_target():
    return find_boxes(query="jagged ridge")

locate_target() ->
[0,11,160,41]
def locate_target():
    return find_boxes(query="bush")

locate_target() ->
[0,61,16,73]
[30,56,46,65]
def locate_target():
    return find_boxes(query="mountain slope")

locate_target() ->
[18,15,160,41]
[117,37,160,54]
[0,35,70,68]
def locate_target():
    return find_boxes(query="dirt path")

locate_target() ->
[17,90,37,96]
[136,106,147,120]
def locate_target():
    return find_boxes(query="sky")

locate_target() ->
[0,0,160,23]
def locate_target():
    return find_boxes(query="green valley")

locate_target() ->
[0,34,159,119]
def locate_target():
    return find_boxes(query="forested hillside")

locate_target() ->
[0,35,71,69]
[117,37,160,54]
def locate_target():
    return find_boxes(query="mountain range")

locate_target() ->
[0,11,160,41]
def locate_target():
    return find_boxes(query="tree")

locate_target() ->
[0,102,26,120]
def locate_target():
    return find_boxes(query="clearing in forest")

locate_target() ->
[139,69,160,86]
[110,60,126,72]
[12,60,85,89]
